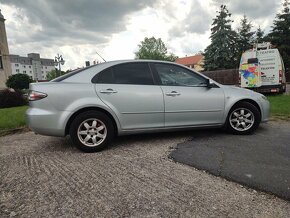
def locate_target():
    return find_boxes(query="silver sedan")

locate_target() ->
[26,60,270,152]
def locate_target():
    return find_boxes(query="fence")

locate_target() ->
[202,69,239,85]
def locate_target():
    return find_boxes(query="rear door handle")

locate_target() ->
[100,88,118,94]
[165,91,180,97]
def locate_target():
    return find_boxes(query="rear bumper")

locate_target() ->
[26,108,72,137]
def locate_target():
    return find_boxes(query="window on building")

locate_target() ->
[0,56,3,69]
[15,64,19,67]
[45,66,47,69]
[29,66,31,68]
[23,71,26,74]
[24,65,26,68]
[16,69,20,73]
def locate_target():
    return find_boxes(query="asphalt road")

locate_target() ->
[1,123,290,217]
[170,121,290,201]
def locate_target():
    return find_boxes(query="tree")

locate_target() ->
[46,69,66,81]
[237,15,255,53]
[267,0,290,72]
[203,5,238,71]
[135,37,178,62]
[255,26,264,43]
[6,74,32,90]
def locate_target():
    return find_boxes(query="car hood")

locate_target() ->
[221,85,264,99]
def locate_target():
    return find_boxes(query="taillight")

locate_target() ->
[28,91,47,101]
[279,70,282,83]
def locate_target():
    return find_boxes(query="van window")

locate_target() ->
[247,58,258,64]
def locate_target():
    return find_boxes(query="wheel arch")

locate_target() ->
[65,107,119,136]
[228,99,262,121]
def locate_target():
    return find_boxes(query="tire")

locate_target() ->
[69,111,114,152]
[225,102,261,135]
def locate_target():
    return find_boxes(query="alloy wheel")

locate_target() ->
[229,108,255,132]
[77,118,107,147]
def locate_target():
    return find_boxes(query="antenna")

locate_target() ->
[96,51,106,62]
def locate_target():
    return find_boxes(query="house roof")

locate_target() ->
[175,54,204,66]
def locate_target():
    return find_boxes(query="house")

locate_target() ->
[175,54,204,71]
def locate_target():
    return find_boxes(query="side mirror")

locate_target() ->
[205,79,215,88]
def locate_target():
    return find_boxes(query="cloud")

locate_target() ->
[225,0,279,20]
[0,0,156,45]
[168,0,211,38]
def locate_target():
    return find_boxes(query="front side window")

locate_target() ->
[95,63,154,85]
[155,64,206,86]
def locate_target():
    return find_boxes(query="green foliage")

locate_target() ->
[0,89,27,109]
[267,0,290,72]
[255,26,264,43]
[135,37,178,62]
[203,5,238,71]
[46,69,66,81]
[6,74,32,90]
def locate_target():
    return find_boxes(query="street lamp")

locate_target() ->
[54,54,65,77]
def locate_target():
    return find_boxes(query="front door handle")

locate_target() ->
[100,88,118,94]
[165,91,180,97]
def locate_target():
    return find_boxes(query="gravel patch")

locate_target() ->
[1,129,290,217]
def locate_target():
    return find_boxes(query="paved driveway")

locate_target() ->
[170,121,290,201]
[1,123,290,217]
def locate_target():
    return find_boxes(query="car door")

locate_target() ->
[94,62,164,130]
[153,63,225,127]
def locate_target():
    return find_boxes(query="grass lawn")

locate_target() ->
[267,94,290,119]
[0,106,28,131]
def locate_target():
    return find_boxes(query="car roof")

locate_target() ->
[53,59,212,84]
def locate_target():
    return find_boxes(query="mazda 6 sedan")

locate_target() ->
[26,60,270,152]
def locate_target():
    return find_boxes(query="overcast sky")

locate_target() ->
[0,0,283,70]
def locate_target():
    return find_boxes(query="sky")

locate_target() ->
[0,0,283,70]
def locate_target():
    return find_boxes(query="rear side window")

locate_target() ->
[93,63,154,85]
[113,63,153,85]
[96,68,114,83]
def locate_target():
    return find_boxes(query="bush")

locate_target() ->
[6,74,32,90]
[0,89,27,108]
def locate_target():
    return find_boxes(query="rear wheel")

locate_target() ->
[226,102,261,135]
[69,111,114,152]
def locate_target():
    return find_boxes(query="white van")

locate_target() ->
[239,42,286,93]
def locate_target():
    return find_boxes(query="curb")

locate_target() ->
[0,127,30,137]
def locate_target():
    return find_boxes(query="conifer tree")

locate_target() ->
[237,15,255,53]
[268,0,290,72]
[255,26,264,43]
[204,5,238,71]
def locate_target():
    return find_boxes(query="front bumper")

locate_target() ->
[258,98,270,123]
[26,108,72,137]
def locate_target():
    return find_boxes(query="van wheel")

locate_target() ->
[69,111,114,152]
[226,102,261,135]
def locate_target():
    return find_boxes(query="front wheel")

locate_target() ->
[226,102,261,135]
[69,111,114,152]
